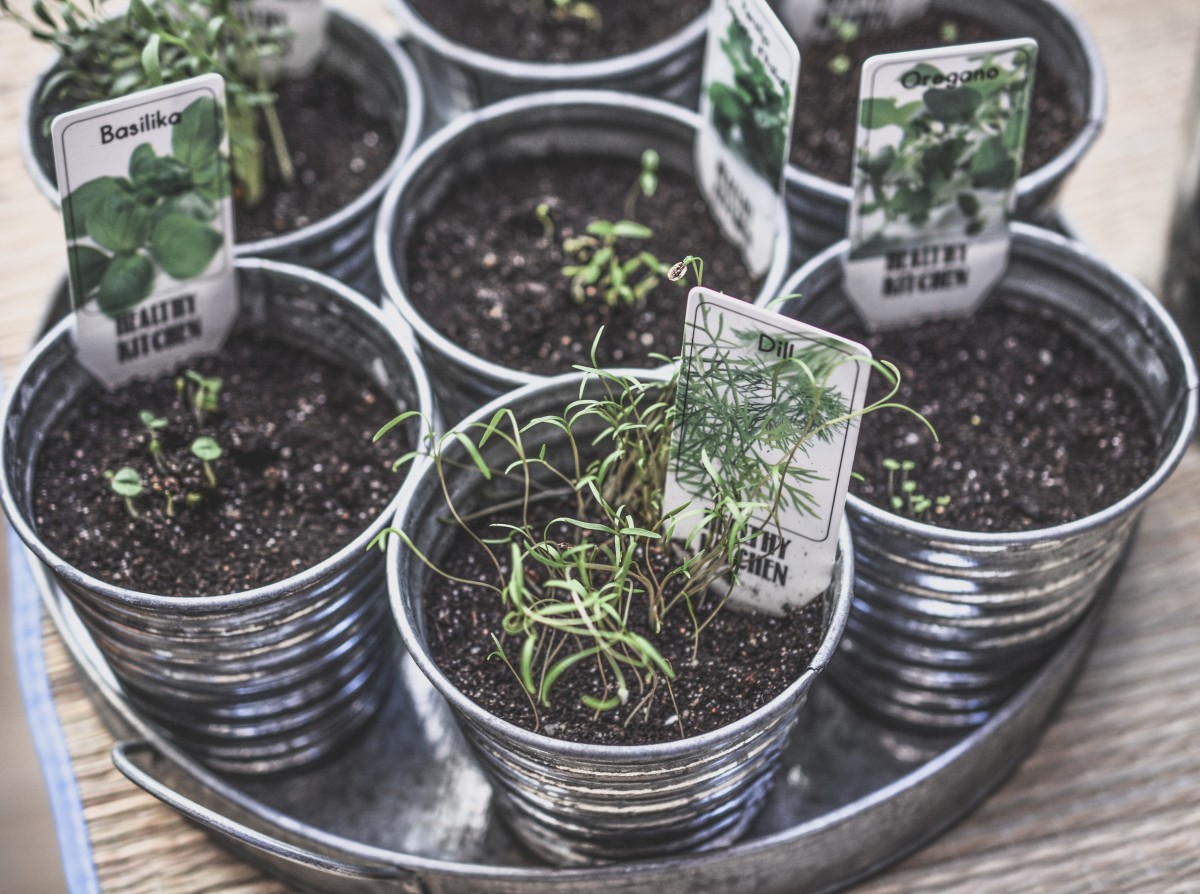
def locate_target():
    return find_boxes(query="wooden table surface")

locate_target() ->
[3,1,1200,892]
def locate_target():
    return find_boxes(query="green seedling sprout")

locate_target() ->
[182,369,223,425]
[624,148,660,218]
[940,21,959,43]
[190,436,222,488]
[535,202,555,242]
[827,14,860,77]
[105,466,144,518]
[531,0,601,29]
[883,457,950,518]
[139,409,169,469]
[561,218,671,307]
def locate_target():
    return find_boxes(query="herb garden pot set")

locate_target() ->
[1,260,434,772]
[23,7,425,295]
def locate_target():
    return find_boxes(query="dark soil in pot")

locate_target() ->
[32,333,403,596]
[404,155,759,375]
[421,500,826,747]
[235,67,399,241]
[841,304,1158,532]
[404,0,705,63]
[789,10,1085,183]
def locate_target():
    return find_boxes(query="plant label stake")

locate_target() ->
[697,0,799,277]
[247,0,328,77]
[777,0,928,40]
[51,73,238,389]
[842,39,1038,330]
[663,287,871,614]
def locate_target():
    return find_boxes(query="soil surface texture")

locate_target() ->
[405,0,706,63]
[842,303,1158,532]
[422,503,826,746]
[403,155,759,376]
[790,10,1085,183]
[235,67,399,242]
[33,334,405,596]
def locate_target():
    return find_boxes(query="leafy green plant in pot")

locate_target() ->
[774,224,1197,731]
[375,89,791,423]
[779,0,1105,264]
[8,0,423,293]
[386,0,709,129]
[382,305,921,863]
[0,260,435,773]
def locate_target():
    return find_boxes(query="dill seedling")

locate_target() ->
[882,457,950,518]
[561,219,671,307]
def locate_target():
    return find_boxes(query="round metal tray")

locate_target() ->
[25,538,1107,894]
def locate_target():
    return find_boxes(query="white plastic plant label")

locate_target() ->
[697,0,799,277]
[776,0,928,41]
[842,39,1038,330]
[246,0,327,77]
[663,287,871,614]
[52,73,238,389]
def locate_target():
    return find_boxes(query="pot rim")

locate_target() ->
[387,367,855,761]
[20,8,425,255]
[375,88,793,393]
[779,222,1199,547]
[388,0,709,80]
[783,0,1107,206]
[0,257,435,612]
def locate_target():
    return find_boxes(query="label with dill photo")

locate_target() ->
[51,73,238,388]
[663,288,871,613]
[247,0,328,77]
[842,39,1037,330]
[697,0,799,276]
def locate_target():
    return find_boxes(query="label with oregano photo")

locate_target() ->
[52,73,238,387]
[842,38,1037,329]
[697,0,799,277]
[663,288,871,614]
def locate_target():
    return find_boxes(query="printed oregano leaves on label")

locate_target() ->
[52,73,238,388]
[843,39,1037,330]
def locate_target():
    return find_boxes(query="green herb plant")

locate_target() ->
[826,15,860,77]
[882,457,950,518]
[707,12,792,185]
[374,273,929,735]
[855,51,1035,245]
[63,94,227,317]
[1,0,293,207]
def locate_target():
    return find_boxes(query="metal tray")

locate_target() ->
[24,536,1106,894]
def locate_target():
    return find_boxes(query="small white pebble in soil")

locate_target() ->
[482,252,498,269]
[349,157,366,174]
[363,131,379,148]
[663,714,679,728]
[639,332,654,347]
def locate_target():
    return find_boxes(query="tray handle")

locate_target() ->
[112,740,428,893]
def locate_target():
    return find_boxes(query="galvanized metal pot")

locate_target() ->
[376,89,792,423]
[21,9,425,295]
[386,0,707,130]
[387,370,853,866]
[775,224,1197,731]
[0,259,435,773]
[783,0,1106,266]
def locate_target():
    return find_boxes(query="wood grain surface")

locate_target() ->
[3,0,1200,891]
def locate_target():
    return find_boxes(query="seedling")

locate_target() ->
[940,21,960,44]
[105,466,144,518]
[624,149,660,219]
[530,0,601,29]
[561,219,672,307]
[190,436,223,487]
[535,202,555,242]
[139,409,169,469]
[181,369,223,425]
[826,15,860,77]
[882,457,950,518]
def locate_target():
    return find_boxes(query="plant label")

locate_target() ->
[51,74,238,389]
[697,0,799,277]
[664,287,871,614]
[246,0,328,77]
[842,39,1038,330]
[777,0,928,41]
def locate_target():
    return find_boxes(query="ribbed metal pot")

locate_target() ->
[387,370,853,865]
[21,9,424,296]
[386,0,707,130]
[376,89,792,424]
[783,0,1106,266]
[0,260,435,773]
[774,224,1197,731]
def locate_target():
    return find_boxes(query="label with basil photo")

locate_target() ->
[663,288,870,613]
[697,0,799,276]
[52,73,238,388]
[842,39,1037,330]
